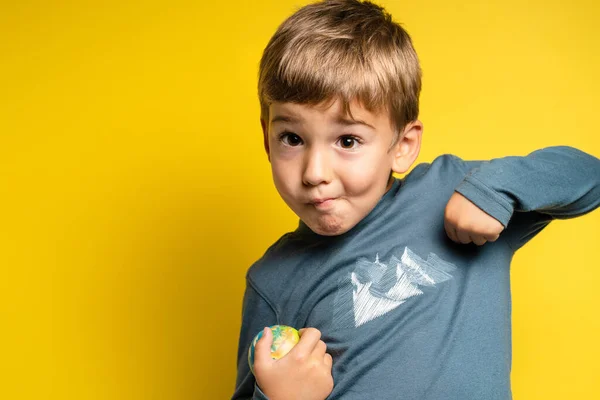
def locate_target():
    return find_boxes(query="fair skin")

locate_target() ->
[253,328,333,400]
[261,98,422,236]
[444,192,505,245]
[254,98,505,399]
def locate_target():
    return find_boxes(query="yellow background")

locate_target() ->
[1,0,599,398]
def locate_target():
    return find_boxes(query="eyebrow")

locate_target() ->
[271,114,375,130]
[335,116,375,130]
[271,115,299,124]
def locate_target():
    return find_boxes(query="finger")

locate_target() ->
[254,327,274,365]
[311,340,327,358]
[456,229,472,244]
[483,232,500,242]
[482,218,504,241]
[293,327,321,355]
[471,235,487,246]
[323,353,333,368]
[444,221,459,243]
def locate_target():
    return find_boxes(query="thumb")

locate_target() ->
[254,327,274,366]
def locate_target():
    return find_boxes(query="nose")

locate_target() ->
[302,147,332,186]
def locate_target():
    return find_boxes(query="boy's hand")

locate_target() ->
[253,327,334,400]
[444,192,504,246]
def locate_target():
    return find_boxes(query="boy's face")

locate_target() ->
[262,98,422,236]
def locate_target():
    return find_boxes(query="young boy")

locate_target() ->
[232,1,600,399]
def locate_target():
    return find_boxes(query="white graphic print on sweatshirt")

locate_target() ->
[333,247,456,328]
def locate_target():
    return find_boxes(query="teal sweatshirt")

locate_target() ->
[232,146,600,400]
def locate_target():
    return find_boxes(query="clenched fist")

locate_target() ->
[444,192,505,246]
[254,327,334,400]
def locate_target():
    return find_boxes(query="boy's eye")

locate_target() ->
[339,135,359,149]
[280,132,303,146]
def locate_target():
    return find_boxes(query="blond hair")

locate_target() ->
[258,0,422,134]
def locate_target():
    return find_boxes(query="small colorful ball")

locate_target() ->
[248,325,300,375]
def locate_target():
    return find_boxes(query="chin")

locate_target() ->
[306,217,354,236]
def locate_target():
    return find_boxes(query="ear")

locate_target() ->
[391,120,423,174]
[260,118,271,162]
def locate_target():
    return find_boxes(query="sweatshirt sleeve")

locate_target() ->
[231,277,278,400]
[453,146,600,250]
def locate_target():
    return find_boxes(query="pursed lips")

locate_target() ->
[309,197,337,208]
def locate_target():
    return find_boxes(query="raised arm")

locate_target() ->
[446,146,600,249]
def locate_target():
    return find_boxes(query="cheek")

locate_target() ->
[271,159,297,192]
[342,153,391,190]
